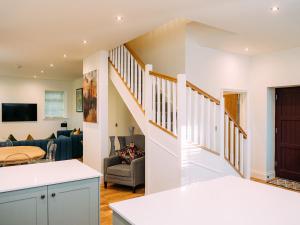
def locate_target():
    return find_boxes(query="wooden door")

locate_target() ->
[0,187,47,225]
[48,178,99,225]
[275,87,300,181]
[224,94,240,124]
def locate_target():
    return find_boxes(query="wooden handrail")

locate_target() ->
[149,71,177,83]
[124,43,146,70]
[225,111,247,139]
[149,120,177,138]
[186,81,220,105]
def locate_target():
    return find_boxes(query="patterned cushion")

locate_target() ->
[118,144,144,164]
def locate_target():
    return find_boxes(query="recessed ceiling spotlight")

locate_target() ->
[115,15,124,23]
[50,63,54,67]
[63,54,67,58]
[244,47,249,52]
[33,75,37,79]
[83,40,88,44]
[271,6,279,12]
[40,70,44,74]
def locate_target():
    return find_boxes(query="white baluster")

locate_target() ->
[225,114,229,159]
[230,121,234,165]
[114,48,117,66]
[130,55,134,92]
[161,79,166,128]
[120,46,124,77]
[152,76,156,122]
[118,46,121,72]
[127,49,131,87]
[142,69,145,110]
[205,99,211,149]
[172,83,177,135]
[187,88,192,142]
[123,47,128,83]
[240,133,244,175]
[134,61,138,99]
[193,91,199,144]
[156,77,161,126]
[199,95,205,146]
[167,81,171,131]
[138,65,142,104]
[235,127,239,170]
[210,102,216,151]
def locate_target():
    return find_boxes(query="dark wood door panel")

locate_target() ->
[276,87,300,182]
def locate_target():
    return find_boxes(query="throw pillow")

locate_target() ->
[26,134,34,141]
[7,134,17,142]
[70,128,77,136]
[47,133,56,140]
[73,128,81,135]
[118,143,144,164]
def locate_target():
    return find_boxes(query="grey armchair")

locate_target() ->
[104,135,145,193]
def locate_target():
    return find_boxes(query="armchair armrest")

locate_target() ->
[103,156,122,176]
[131,156,145,186]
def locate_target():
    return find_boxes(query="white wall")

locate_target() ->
[185,28,251,99]
[83,50,108,173]
[250,47,300,180]
[0,76,75,140]
[70,77,83,130]
[127,19,186,76]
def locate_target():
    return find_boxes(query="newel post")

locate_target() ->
[219,96,225,159]
[144,64,152,195]
[144,64,153,121]
[177,74,187,149]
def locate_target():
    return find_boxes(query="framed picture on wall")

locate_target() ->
[76,88,83,112]
[83,70,98,123]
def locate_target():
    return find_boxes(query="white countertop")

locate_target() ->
[110,176,300,225]
[0,160,101,193]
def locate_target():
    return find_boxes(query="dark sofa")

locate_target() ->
[0,137,72,161]
[57,130,83,158]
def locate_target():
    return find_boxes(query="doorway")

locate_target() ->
[275,87,300,182]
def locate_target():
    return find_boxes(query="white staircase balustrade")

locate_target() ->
[108,43,250,192]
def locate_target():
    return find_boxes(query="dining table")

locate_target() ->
[0,146,45,166]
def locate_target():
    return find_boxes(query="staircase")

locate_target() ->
[108,44,250,194]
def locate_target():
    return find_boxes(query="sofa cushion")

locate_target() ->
[8,134,17,142]
[107,164,131,177]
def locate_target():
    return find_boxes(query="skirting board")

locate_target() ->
[251,170,275,181]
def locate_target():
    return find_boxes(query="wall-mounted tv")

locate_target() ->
[2,103,37,122]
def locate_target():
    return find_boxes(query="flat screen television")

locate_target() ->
[2,103,37,122]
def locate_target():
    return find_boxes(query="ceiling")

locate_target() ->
[0,0,299,80]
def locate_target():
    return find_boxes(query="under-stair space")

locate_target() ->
[108,44,250,194]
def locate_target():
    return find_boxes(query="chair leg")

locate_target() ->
[104,182,107,189]
[132,186,136,193]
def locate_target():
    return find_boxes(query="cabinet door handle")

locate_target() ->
[41,195,45,199]
[51,193,56,198]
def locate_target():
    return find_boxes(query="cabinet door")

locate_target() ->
[0,187,47,225]
[48,178,99,225]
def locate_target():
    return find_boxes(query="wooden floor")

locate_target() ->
[100,184,145,225]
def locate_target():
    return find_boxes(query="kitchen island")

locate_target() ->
[0,160,101,225]
[110,176,300,225]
